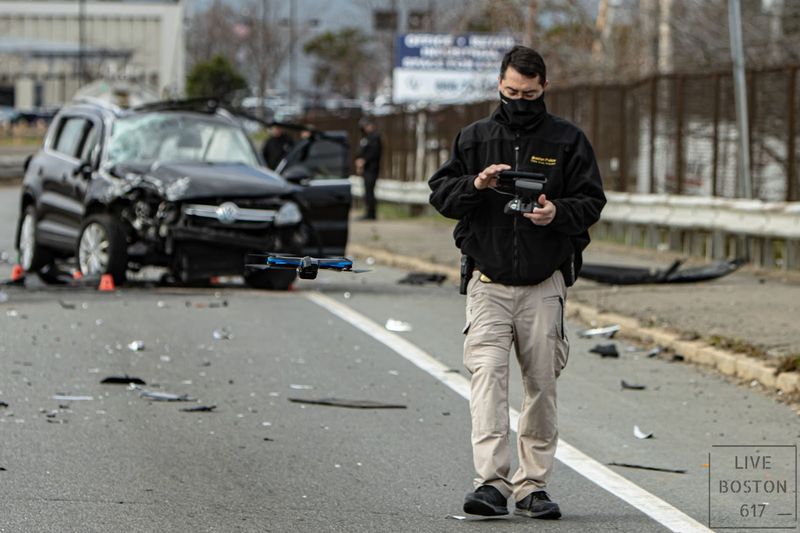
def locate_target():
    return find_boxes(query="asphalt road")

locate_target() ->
[1,185,798,532]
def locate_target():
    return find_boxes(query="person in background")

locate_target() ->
[262,125,295,170]
[428,45,606,520]
[355,117,382,220]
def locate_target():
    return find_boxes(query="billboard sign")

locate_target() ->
[392,33,516,104]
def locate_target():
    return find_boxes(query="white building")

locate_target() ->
[0,0,185,108]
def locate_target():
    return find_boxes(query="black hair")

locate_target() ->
[500,45,546,83]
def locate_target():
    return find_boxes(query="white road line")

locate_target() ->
[306,291,712,533]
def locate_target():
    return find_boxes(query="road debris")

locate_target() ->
[0,401,9,408]
[129,384,194,402]
[646,346,664,358]
[52,394,93,401]
[398,271,447,285]
[589,344,620,358]
[212,328,232,340]
[288,398,407,409]
[608,462,686,474]
[671,354,686,362]
[385,318,412,332]
[100,375,147,385]
[633,425,654,439]
[621,380,646,391]
[127,340,145,351]
[180,405,217,412]
[580,258,742,285]
[0,291,8,303]
[445,515,467,521]
[578,324,620,338]
[58,300,77,310]
[289,384,314,390]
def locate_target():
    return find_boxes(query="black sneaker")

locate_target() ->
[463,485,509,516]
[514,491,561,519]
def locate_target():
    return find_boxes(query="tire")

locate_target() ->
[17,205,53,272]
[77,214,128,284]
[243,269,297,290]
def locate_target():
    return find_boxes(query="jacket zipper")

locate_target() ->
[513,132,520,283]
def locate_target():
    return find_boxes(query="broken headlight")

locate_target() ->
[275,201,302,226]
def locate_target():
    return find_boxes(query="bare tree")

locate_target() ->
[185,1,240,69]
[240,1,294,102]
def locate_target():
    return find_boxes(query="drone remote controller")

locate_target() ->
[496,170,548,215]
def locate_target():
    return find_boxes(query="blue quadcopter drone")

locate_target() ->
[246,254,371,280]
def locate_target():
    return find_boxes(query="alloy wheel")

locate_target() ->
[78,222,110,276]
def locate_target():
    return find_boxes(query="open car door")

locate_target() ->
[277,131,351,256]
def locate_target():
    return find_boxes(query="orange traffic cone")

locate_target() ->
[10,264,25,283]
[98,274,115,291]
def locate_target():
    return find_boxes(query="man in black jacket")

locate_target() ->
[355,117,382,220]
[262,125,294,170]
[429,45,605,520]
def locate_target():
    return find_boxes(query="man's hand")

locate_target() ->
[355,158,365,175]
[523,194,557,226]
[473,164,510,190]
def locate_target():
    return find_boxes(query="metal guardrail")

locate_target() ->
[0,155,28,180]
[350,177,800,269]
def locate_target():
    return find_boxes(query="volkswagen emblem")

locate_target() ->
[215,202,239,224]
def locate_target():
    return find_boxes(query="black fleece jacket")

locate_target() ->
[428,101,606,286]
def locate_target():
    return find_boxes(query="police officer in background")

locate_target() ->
[355,116,382,220]
[262,125,295,170]
[428,45,605,520]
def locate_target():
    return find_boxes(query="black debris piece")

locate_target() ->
[180,405,217,412]
[0,467,6,471]
[263,437,274,442]
[58,300,77,310]
[0,401,8,408]
[590,344,620,358]
[288,397,407,409]
[621,380,646,391]
[608,461,686,474]
[101,375,147,385]
[398,271,448,285]
[671,354,686,362]
[580,258,743,285]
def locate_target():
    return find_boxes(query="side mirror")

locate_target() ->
[282,165,311,185]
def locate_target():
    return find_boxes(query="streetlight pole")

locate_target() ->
[729,0,753,199]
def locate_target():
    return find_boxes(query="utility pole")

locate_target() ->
[289,0,296,105]
[729,0,753,198]
[78,0,86,86]
[524,0,536,47]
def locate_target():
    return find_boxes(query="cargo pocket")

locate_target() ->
[554,296,570,377]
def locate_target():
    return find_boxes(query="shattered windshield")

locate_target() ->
[106,112,259,167]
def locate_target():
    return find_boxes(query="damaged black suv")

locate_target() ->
[15,99,351,290]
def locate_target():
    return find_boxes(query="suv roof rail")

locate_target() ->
[72,96,126,113]
[132,97,223,114]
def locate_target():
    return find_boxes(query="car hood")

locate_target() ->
[114,162,296,201]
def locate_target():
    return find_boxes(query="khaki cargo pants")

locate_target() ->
[463,270,569,501]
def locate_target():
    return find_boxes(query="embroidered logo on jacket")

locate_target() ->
[530,155,557,166]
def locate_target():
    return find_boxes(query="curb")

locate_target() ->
[347,243,800,396]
